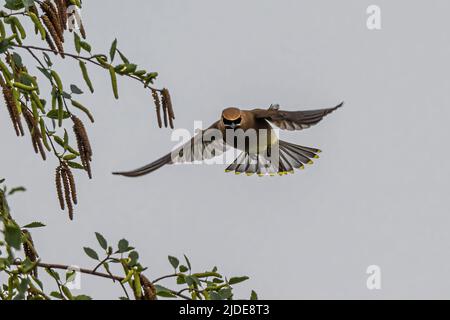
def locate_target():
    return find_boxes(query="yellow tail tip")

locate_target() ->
[307,160,314,165]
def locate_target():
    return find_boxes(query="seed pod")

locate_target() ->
[57,93,64,127]
[50,70,63,92]
[0,77,24,136]
[39,118,51,151]
[109,66,119,99]
[161,88,175,124]
[44,33,58,54]
[55,166,65,210]
[23,108,46,161]
[13,81,38,92]
[71,99,94,123]
[41,14,65,58]
[0,60,12,81]
[64,165,77,205]
[151,89,162,128]
[78,61,94,93]
[28,11,46,40]
[55,0,68,31]
[61,164,74,220]
[41,0,64,43]
[72,115,92,179]
[9,16,26,40]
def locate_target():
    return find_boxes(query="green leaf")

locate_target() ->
[66,270,76,283]
[209,291,222,300]
[80,41,91,53]
[168,256,179,269]
[250,290,258,300]
[117,50,129,64]
[184,254,192,270]
[5,0,24,10]
[117,239,129,253]
[154,285,176,298]
[128,251,139,266]
[22,222,46,229]
[63,154,77,161]
[61,285,73,300]
[21,0,34,9]
[70,84,83,94]
[228,276,249,285]
[74,294,92,300]
[176,275,186,284]
[74,33,81,53]
[45,268,60,281]
[78,61,94,93]
[46,109,70,120]
[219,288,232,300]
[110,39,117,61]
[11,52,23,67]
[83,247,99,260]
[0,39,13,54]
[4,223,21,250]
[67,161,84,170]
[108,66,118,99]
[95,232,107,250]
[179,265,188,273]
[71,99,94,123]
[43,52,52,66]
[50,291,63,299]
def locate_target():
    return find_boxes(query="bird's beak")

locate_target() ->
[225,122,237,129]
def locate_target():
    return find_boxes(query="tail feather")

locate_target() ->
[225,140,322,176]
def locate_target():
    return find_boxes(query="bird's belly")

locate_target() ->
[225,129,278,154]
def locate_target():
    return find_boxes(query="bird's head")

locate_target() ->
[221,107,242,129]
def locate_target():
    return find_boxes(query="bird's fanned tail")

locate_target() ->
[225,140,321,176]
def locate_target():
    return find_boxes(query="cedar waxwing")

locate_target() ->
[113,102,343,177]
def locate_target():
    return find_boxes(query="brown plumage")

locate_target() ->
[113,102,343,177]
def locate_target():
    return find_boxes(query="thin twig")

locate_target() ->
[14,44,161,92]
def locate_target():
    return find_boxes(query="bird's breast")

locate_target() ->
[223,128,278,154]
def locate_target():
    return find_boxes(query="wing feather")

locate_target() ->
[113,121,224,177]
[253,102,343,131]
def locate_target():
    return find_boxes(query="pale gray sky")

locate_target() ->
[2,0,450,299]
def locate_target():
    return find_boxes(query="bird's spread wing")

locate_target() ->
[253,102,343,131]
[113,121,226,177]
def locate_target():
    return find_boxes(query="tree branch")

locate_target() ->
[12,44,161,92]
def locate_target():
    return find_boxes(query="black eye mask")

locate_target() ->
[223,117,242,126]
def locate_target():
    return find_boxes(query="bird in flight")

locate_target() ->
[113,102,343,177]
